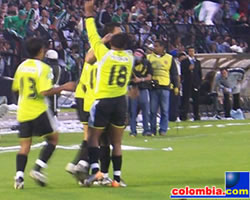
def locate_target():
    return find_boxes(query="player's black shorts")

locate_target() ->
[75,98,90,124]
[19,111,56,138]
[89,95,127,129]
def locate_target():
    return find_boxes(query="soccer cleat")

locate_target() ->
[99,177,113,186]
[84,171,104,187]
[74,161,89,183]
[14,176,24,189]
[111,179,127,188]
[65,163,76,175]
[29,170,47,187]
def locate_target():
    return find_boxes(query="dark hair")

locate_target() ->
[186,45,195,50]
[178,52,186,58]
[110,33,130,49]
[102,22,121,36]
[220,67,228,71]
[204,71,216,82]
[155,40,166,48]
[26,37,44,58]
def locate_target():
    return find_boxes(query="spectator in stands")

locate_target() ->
[7,3,18,16]
[39,9,51,31]
[112,7,123,23]
[4,9,28,38]
[214,67,245,118]
[98,5,112,28]
[31,1,40,30]
[199,0,222,25]
[180,46,202,121]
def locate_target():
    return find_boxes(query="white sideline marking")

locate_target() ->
[1,121,250,135]
[188,125,200,129]
[203,124,213,128]
[0,143,154,154]
[216,124,226,127]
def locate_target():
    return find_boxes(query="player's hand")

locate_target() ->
[133,76,141,83]
[101,33,113,44]
[174,87,179,96]
[62,81,76,92]
[128,86,139,99]
[84,0,95,16]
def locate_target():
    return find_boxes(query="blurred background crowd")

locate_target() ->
[0,0,250,108]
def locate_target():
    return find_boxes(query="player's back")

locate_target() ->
[95,50,134,99]
[12,59,53,122]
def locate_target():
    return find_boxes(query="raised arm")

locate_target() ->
[84,0,109,61]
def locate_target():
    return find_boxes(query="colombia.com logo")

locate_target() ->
[170,172,250,199]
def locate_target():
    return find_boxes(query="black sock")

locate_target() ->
[100,146,110,173]
[34,143,55,171]
[112,155,122,182]
[88,147,100,174]
[16,154,28,172]
[72,140,88,164]
[79,140,89,162]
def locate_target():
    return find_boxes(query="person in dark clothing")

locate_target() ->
[180,46,202,121]
[98,6,112,28]
[129,49,153,136]
[199,70,220,117]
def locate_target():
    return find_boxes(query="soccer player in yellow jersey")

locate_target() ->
[65,62,92,175]
[66,23,122,186]
[12,37,75,189]
[147,40,179,136]
[83,0,134,187]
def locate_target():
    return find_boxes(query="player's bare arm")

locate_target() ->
[41,81,76,96]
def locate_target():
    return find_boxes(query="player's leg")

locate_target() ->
[30,111,58,186]
[14,122,32,189]
[150,89,159,135]
[139,89,151,135]
[109,95,127,187]
[84,99,111,186]
[83,127,104,186]
[129,96,138,136]
[73,123,90,184]
[66,98,89,175]
[109,125,126,187]
[99,127,112,185]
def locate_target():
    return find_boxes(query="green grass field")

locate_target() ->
[0,120,250,200]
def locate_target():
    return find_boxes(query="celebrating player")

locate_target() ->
[12,37,75,189]
[83,0,134,187]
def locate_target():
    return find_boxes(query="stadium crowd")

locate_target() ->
[0,0,248,121]
[0,0,248,126]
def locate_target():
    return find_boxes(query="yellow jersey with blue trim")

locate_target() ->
[85,17,134,99]
[147,53,173,86]
[12,59,53,122]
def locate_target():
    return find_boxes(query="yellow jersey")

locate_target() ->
[75,63,88,99]
[84,63,97,112]
[75,62,97,112]
[86,18,134,99]
[147,53,173,86]
[12,59,53,122]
